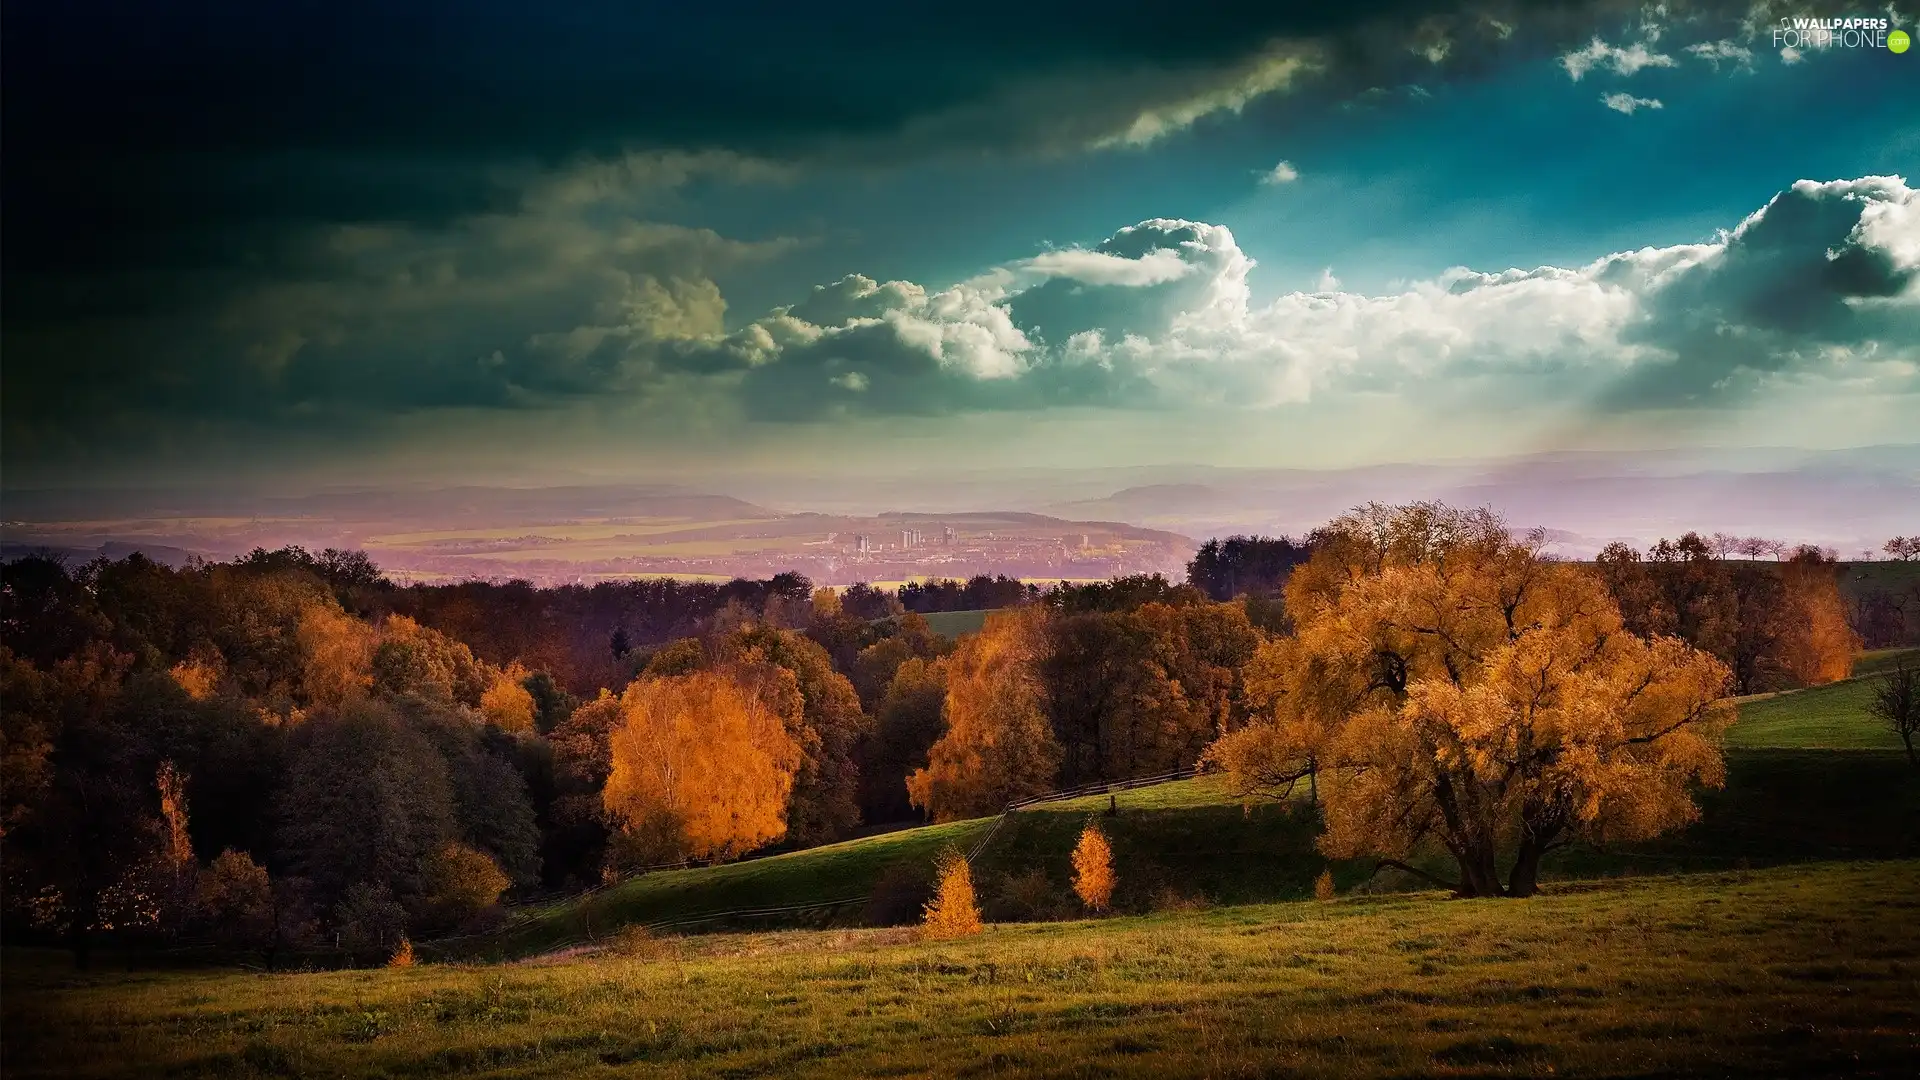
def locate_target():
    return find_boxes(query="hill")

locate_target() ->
[1725,646,1918,749]
[456,743,1920,961]
[8,861,1918,1079]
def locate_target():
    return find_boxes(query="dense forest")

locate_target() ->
[1,518,1908,961]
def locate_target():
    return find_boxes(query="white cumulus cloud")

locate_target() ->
[1559,37,1677,80]
[1260,161,1301,185]
[1602,92,1664,114]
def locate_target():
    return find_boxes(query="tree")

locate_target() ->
[333,882,409,964]
[908,608,1062,822]
[276,698,457,914]
[863,658,948,823]
[1868,663,1920,767]
[521,671,577,734]
[1774,549,1857,686]
[601,670,802,865]
[418,842,511,933]
[192,848,274,950]
[1207,503,1732,899]
[297,601,374,709]
[480,663,537,731]
[920,849,982,939]
[1884,537,1918,562]
[1071,821,1116,913]
[721,625,870,846]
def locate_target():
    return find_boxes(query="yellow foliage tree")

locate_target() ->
[296,602,374,708]
[480,663,537,731]
[1207,503,1732,898]
[1070,821,1115,913]
[168,656,222,701]
[921,849,983,939]
[907,609,1061,822]
[602,670,802,864]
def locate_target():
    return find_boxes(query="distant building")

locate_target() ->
[942,526,956,545]
[854,534,872,554]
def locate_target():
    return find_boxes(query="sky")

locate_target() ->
[4,0,1917,494]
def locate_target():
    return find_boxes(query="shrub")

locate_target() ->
[1071,821,1116,913]
[1314,869,1336,901]
[419,842,510,934]
[866,862,936,927]
[990,867,1069,922]
[921,849,982,939]
[387,938,415,968]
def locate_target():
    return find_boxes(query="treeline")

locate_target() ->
[0,522,1884,961]
[1593,534,1867,692]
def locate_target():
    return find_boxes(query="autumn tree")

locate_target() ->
[908,608,1062,822]
[480,663,538,731]
[297,601,374,709]
[1774,548,1858,686]
[418,842,512,933]
[921,849,983,939]
[1869,663,1920,767]
[601,670,802,865]
[1208,503,1732,899]
[1070,820,1116,913]
[721,625,870,846]
[192,848,275,950]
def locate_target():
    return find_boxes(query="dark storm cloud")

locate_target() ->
[1,0,1769,469]
[1606,177,1920,407]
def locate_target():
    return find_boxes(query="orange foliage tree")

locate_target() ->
[602,669,802,865]
[296,602,374,708]
[921,849,983,939]
[1070,820,1115,913]
[1207,503,1732,898]
[480,663,538,731]
[1775,549,1858,686]
[907,608,1062,822]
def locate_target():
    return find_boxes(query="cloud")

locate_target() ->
[1685,39,1753,70]
[1260,161,1302,185]
[1559,37,1677,79]
[675,176,1918,420]
[1601,92,1664,113]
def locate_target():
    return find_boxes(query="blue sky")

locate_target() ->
[3,1,1915,488]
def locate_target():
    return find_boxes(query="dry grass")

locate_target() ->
[6,860,1917,1078]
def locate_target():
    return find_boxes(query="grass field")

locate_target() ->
[7,861,1917,1078]
[1726,647,1918,750]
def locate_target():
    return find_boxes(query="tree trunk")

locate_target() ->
[1507,843,1546,898]
[1903,731,1916,768]
[1454,842,1503,898]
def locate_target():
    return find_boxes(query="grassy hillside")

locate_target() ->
[1726,646,1919,749]
[457,748,1919,960]
[915,608,992,638]
[449,650,1920,958]
[8,861,1917,1079]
